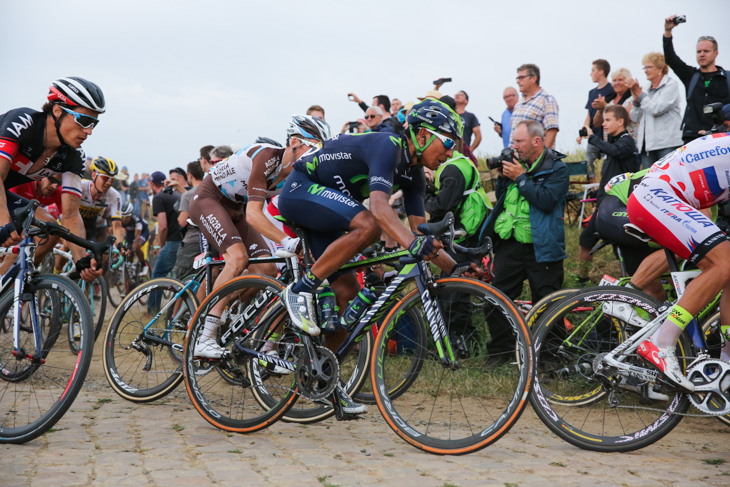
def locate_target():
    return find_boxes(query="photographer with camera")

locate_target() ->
[489,120,569,304]
[663,14,730,143]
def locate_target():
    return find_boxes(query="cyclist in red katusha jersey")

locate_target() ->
[627,105,730,391]
[0,77,106,282]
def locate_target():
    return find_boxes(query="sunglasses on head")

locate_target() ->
[60,106,100,129]
[425,128,456,150]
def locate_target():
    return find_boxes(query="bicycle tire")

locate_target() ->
[524,288,579,329]
[103,277,197,403]
[106,252,125,308]
[0,274,94,444]
[371,278,533,455]
[183,274,298,433]
[529,286,692,452]
[83,276,108,341]
[353,304,427,405]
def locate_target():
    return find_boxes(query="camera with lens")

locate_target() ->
[673,15,686,25]
[348,121,360,133]
[162,185,174,195]
[486,148,516,170]
[704,103,727,133]
[578,127,588,137]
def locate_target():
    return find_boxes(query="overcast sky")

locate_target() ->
[2,1,725,177]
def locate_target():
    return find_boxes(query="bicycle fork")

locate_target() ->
[414,264,457,366]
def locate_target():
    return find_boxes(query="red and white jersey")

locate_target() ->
[642,132,730,208]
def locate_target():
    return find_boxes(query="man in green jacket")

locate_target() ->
[492,120,569,304]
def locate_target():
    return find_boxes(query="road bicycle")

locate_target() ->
[0,200,112,443]
[530,246,730,452]
[182,212,534,455]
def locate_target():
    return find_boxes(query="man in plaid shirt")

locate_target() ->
[510,63,560,148]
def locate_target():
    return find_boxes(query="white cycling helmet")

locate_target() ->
[286,115,331,144]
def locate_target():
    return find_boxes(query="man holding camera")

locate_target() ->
[663,14,730,143]
[490,120,569,304]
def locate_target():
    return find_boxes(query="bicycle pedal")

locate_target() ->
[335,412,362,422]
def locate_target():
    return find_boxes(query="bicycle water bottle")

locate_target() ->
[317,286,339,334]
[340,287,378,332]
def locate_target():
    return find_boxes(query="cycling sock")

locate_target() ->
[292,270,322,294]
[626,281,642,291]
[201,314,220,340]
[655,304,692,348]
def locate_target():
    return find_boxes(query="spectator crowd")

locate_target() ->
[100,15,729,304]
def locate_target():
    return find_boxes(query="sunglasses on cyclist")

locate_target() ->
[47,176,62,185]
[95,173,115,183]
[425,128,456,150]
[60,106,100,129]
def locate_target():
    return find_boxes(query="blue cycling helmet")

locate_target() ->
[406,99,463,140]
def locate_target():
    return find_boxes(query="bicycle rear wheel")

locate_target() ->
[184,275,298,433]
[371,278,533,455]
[530,286,691,452]
[0,275,93,444]
[103,278,196,402]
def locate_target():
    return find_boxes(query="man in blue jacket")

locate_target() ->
[491,120,569,304]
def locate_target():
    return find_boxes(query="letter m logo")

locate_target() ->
[389,136,403,148]
[308,184,326,196]
[306,156,319,174]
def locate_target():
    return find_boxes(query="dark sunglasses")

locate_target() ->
[47,176,62,185]
[365,115,379,119]
[60,106,100,129]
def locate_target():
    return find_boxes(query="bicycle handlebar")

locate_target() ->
[417,211,492,257]
[13,199,115,264]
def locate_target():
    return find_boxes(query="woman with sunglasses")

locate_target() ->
[0,77,105,282]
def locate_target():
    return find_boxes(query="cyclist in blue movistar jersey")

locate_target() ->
[278,99,464,335]
[0,77,106,282]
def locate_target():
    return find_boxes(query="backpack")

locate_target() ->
[435,155,492,238]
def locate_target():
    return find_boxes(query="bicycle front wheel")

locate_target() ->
[103,278,196,402]
[0,274,93,444]
[529,286,691,452]
[184,274,298,433]
[371,278,533,455]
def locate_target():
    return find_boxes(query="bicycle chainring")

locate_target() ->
[686,359,730,416]
[295,345,339,401]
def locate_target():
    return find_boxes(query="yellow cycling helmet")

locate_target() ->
[90,156,118,177]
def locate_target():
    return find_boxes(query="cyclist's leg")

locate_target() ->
[244,228,277,278]
[278,175,377,332]
[628,180,730,389]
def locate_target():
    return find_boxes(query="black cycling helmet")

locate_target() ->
[91,157,118,177]
[286,115,331,144]
[48,77,106,114]
[406,99,463,160]
[121,201,133,217]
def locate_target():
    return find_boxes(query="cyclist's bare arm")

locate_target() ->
[0,160,21,245]
[247,200,288,243]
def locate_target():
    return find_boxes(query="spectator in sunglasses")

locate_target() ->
[0,77,105,282]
